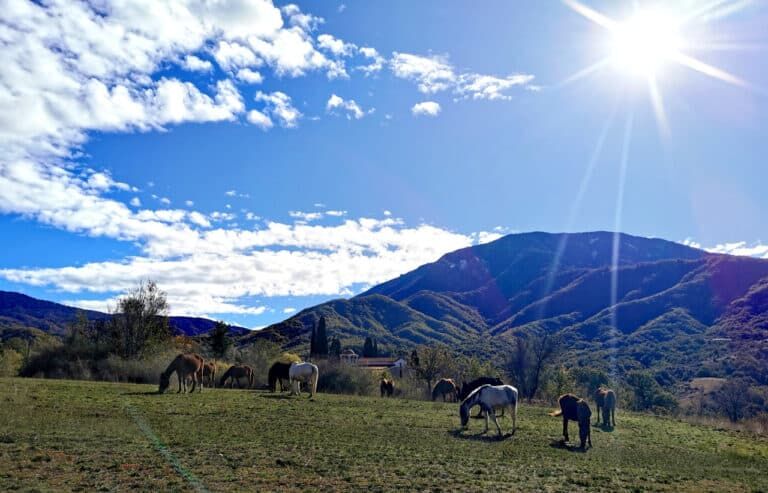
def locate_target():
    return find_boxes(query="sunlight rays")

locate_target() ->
[611,111,634,332]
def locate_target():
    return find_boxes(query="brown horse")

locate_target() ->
[219,365,254,388]
[432,378,459,402]
[549,394,592,449]
[159,353,205,394]
[595,387,616,427]
[380,378,395,397]
[268,361,292,392]
[202,362,217,387]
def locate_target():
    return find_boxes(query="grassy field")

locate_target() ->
[1,378,767,492]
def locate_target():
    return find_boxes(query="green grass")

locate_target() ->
[1,378,767,492]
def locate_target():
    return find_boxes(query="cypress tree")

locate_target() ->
[310,322,317,358]
[316,316,329,357]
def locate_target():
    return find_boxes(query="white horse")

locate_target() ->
[459,384,518,436]
[288,362,319,398]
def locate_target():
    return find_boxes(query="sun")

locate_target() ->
[610,10,683,77]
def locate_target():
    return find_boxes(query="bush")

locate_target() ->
[0,348,23,377]
[316,361,377,396]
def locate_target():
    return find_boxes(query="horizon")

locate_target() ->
[1,1,767,328]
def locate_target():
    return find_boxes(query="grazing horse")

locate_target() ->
[549,394,592,449]
[159,353,205,394]
[432,378,459,402]
[268,361,292,392]
[289,362,319,398]
[459,384,518,436]
[459,377,505,417]
[219,365,254,388]
[595,387,616,427]
[202,362,216,387]
[380,378,395,397]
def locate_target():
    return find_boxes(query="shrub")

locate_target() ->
[316,361,377,396]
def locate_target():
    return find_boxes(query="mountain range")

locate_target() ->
[245,231,768,383]
[0,291,249,339]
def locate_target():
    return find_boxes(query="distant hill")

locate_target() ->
[0,291,249,339]
[245,231,768,385]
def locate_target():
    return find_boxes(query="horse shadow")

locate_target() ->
[549,439,588,453]
[121,391,162,396]
[259,393,294,400]
[448,429,515,442]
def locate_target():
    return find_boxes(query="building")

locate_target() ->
[340,348,359,365]
[356,357,408,378]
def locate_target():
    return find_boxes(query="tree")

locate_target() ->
[108,280,170,359]
[209,320,232,360]
[412,345,455,391]
[316,316,329,357]
[309,322,317,358]
[410,349,420,368]
[714,379,754,422]
[626,371,678,412]
[329,338,341,360]
[363,336,378,357]
[505,332,561,401]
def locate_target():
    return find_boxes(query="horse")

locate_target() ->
[202,361,216,387]
[459,384,518,436]
[432,378,458,402]
[380,378,395,397]
[289,362,319,398]
[459,377,504,417]
[268,361,292,392]
[549,394,592,449]
[219,365,254,388]
[159,353,205,394]
[595,387,616,427]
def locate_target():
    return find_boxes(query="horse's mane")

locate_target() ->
[461,383,490,407]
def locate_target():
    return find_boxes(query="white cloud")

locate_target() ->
[411,101,441,117]
[236,68,264,84]
[188,211,211,228]
[181,55,213,72]
[246,110,274,130]
[391,51,536,100]
[338,4,347,13]
[185,200,195,207]
[317,34,357,57]
[282,4,324,32]
[254,91,302,128]
[681,239,768,259]
[289,211,324,222]
[212,41,261,71]
[455,74,536,101]
[326,94,366,119]
[159,197,171,205]
[357,46,385,75]
[383,210,392,216]
[391,52,455,93]
[325,210,347,217]
[283,307,297,314]
[130,197,141,207]
[225,190,237,197]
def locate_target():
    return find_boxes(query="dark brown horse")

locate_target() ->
[549,394,592,449]
[380,378,395,397]
[432,378,458,402]
[268,361,292,392]
[595,387,616,427]
[459,377,504,417]
[159,353,205,394]
[219,365,254,388]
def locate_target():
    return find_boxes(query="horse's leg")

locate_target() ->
[563,417,569,442]
[491,409,501,437]
[483,408,489,434]
[177,372,183,393]
[190,373,197,393]
[595,404,601,426]
[512,403,517,434]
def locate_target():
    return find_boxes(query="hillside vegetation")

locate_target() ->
[247,232,768,390]
[1,378,767,492]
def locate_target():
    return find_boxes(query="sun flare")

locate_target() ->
[610,10,683,77]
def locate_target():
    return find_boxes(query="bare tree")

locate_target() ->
[506,332,561,401]
[411,345,455,392]
[109,280,170,358]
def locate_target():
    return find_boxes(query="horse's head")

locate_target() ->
[158,373,170,394]
[459,402,470,428]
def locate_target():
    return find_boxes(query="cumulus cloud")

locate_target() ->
[236,68,264,84]
[317,34,357,57]
[326,94,367,119]
[357,47,385,75]
[181,55,213,72]
[455,74,536,101]
[254,91,302,128]
[411,101,441,117]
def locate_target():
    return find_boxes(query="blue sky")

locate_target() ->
[1,0,766,328]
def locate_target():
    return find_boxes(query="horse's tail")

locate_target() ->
[311,366,318,397]
[249,368,254,388]
[549,409,563,417]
